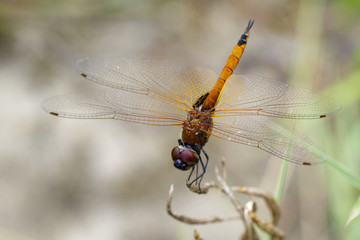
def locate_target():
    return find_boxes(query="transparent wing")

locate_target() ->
[75,57,218,110]
[216,74,341,119]
[211,115,326,164]
[42,88,186,126]
[43,57,219,125]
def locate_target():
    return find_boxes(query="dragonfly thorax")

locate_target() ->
[181,108,214,149]
[171,95,214,172]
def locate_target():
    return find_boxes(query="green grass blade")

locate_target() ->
[344,195,360,228]
[274,160,290,203]
[326,157,360,189]
[274,126,294,202]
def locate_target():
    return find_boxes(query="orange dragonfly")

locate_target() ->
[42,20,341,188]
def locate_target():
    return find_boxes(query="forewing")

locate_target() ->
[42,88,185,126]
[211,115,326,164]
[75,57,218,110]
[216,74,341,119]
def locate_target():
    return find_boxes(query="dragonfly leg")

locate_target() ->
[187,165,196,182]
[202,148,209,162]
[197,149,209,186]
[186,147,209,190]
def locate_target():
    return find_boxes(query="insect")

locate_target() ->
[42,20,341,188]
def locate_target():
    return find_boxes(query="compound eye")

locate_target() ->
[171,146,199,171]
[171,146,181,161]
[180,150,199,165]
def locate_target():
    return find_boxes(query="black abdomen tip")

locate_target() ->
[237,19,255,46]
[246,19,255,31]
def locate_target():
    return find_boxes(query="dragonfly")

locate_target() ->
[42,20,341,189]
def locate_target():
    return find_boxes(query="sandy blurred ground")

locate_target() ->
[0,0,359,239]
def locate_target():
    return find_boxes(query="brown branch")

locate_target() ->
[167,158,285,239]
[231,186,281,225]
[167,184,240,224]
[214,165,253,238]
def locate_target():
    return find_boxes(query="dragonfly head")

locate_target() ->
[171,145,199,171]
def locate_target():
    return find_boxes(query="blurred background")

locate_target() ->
[0,0,359,239]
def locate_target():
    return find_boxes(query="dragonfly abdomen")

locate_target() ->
[202,19,254,111]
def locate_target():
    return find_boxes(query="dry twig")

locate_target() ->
[167,184,240,224]
[167,159,285,239]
